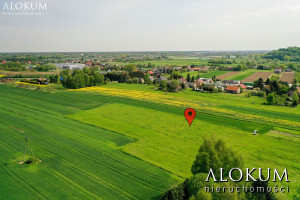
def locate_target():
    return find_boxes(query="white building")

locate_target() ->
[55,63,86,70]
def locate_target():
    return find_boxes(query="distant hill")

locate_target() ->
[263,46,300,61]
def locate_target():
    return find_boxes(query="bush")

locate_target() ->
[24,157,38,164]
[162,179,189,200]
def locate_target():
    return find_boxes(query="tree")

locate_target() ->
[246,175,276,200]
[254,78,264,89]
[190,190,212,200]
[212,182,238,200]
[168,80,179,92]
[292,91,299,106]
[265,78,270,85]
[191,76,195,82]
[191,138,243,180]
[123,64,136,72]
[162,179,189,200]
[160,80,167,91]
[187,73,191,82]
[284,55,291,61]
[144,74,151,84]
[266,92,276,104]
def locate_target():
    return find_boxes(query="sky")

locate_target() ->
[0,0,300,52]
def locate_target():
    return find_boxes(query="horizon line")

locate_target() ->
[0,50,271,54]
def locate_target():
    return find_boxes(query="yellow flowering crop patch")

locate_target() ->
[73,86,300,129]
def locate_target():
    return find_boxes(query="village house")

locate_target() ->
[226,86,240,94]
[213,81,225,91]
[147,71,154,76]
[195,79,205,87]
[240,83,247,92]
[157,76,168,83]
[186,82,197,89]
[285,69,292,72]
[149,76,155,82]
[179,78,187,84]
[274,68,282,73]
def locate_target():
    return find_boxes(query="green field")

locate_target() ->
[224,69,273,80]
[200,71,228,78]
[1,84,299,200]
[182,71,228,79]
[224,69,256,80]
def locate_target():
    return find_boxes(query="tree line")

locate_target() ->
[253,77,299,106]
[59,68,105,89]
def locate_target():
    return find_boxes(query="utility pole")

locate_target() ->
[23,137,35,162]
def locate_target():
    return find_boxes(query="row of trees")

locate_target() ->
[253,77,299,106]
[159,80,182,92]
[263,46,300,61]
[35,63,57,72]
[0,62,57,72]
[59,68,105,89]
[267,91,299,106]
[0,62,25,71]
[105,71,152,84]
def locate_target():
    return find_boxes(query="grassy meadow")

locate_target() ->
[0,83,299,199]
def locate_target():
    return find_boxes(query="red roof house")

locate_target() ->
[226,86,240,94]
[179,78,187,83]
[240,84,246,89]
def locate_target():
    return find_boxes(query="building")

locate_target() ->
[148,71,154,75]
[213,81,225,91]
[195,79,205,87]
[285,69,292,72]
[55,63,86,70]
[226,86,240,94]
[157,76,168,83]
[274,68,282,73]
[179,78,187,84]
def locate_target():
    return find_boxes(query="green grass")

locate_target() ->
[68,103,299,200]
[200,71,228,78]
[182,71,228,79]
[0,85,180,200]
[182,71,202,78]
[1,84,300,200]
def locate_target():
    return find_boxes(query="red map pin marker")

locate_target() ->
[184,108,196,126]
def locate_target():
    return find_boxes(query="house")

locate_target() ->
[200,78,213,84]
[186,82,197,89]
[195,79,205,87]
[147,71,154,75]
[149,76,155,82]
[285,69,292,72]
[232,80,240,85]
[86,62,93,66]
[240,83,247,89]
[213,81,225,91]
[179,78,187,84]
[139,78,145,84]
[274,68,282,73]
[226,86,240,94]
[157,76,168,83]
[173,67,182,71]
[153,70,162,77]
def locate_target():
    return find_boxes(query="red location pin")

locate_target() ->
[184,108,196,126]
